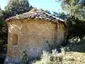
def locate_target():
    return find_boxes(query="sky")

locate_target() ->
[0,0,62,13]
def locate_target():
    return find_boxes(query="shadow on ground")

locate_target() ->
[65,38,85,52]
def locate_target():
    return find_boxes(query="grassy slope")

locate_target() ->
[63,39,85,64]
[33,40,85,64]
[63,52,85,64]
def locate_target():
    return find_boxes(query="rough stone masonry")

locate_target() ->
[4,8,67,64]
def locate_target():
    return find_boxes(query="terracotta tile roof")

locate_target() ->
[6,8,65,22]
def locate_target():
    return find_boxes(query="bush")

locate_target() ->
[4,0,33,19]
[32,48,65,64]
[21,50,29,64]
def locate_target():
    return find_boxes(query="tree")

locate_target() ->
[0,7,7,62]
[52,11,67,20]
[0,7,4,25]
[4,0,33,19]
[57,0,85,39]
[61,0,85,21]
[66,16,85,39]
[45,10,51,14]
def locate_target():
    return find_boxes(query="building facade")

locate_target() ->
[5,8,67,63]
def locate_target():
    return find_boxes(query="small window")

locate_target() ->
[12,33,18,45]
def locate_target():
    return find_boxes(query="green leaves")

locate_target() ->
[61,0,85,21]
[0,8,4,25]
[4,0,33,19]
[21,50,29,64]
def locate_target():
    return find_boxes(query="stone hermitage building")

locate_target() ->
[5,8,67,63]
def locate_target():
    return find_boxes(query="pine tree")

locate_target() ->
[61,0,85,21]
[4,0,33,18]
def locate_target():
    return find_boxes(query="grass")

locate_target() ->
[62,37,85,64]
[63,52,85,64]
[2,37,85,64]
[32,38,85,64]
[32,50,85,64]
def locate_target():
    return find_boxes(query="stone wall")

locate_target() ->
[5,19,66,63]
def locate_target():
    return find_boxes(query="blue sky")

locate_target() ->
[0,0,62,13]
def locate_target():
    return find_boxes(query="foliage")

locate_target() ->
[45,10,51,14]
[4,0,33,19]
[0,7,7,64]
[21,50,29,64]
[0,23,8,58]
[0,7,7,56]
[67,16,85,39]
[32,49,65,64]
[64,37,85,52]
[32,48,85,64]
[52,11,67,20]
[0,8,4,25]
[56,0,85,40]
[61,0,85,21]
[52,11,59,16]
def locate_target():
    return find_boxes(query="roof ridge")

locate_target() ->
[6,8,65,22]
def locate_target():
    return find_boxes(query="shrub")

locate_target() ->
[32,48,65,64]
[21,50,29,64]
